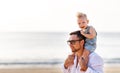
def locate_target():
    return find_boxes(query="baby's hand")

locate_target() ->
[80,30,85,35]
[82,29,85,32]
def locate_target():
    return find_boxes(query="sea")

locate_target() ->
[0,32,120,68]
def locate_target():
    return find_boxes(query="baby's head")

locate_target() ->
[76,12,89,29]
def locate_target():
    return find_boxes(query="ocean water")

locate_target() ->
[0,32,120,67]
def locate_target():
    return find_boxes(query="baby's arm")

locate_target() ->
[81,26,96,39]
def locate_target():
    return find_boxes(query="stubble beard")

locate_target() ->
[72,48,81,53]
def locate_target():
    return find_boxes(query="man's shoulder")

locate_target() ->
[89,52,103,61]
[88,52,104,66]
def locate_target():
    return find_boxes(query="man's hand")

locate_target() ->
[79,57,88,71]
[64,54,75,69]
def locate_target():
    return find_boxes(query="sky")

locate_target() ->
[0,0,120,32]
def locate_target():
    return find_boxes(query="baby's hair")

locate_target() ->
[76,12,87,19]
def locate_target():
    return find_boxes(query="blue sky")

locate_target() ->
[0,0,120,32]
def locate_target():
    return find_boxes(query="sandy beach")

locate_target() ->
[0,66,63,73]
[0,64,119,73]
[104,64,120,73]
[104,67,120,73]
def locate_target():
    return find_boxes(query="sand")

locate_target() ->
[104,67,120,73]
[0,64,119,73]
[0,67,62,73]
[104,64,120,73]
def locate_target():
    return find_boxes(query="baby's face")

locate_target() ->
[77,18,89,29]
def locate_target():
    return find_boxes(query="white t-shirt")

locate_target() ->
[62,52,104,73]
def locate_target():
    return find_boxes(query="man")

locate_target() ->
[62,30,104,73]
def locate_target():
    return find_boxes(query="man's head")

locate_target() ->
[76,12,89,29]
[67,30,86,53]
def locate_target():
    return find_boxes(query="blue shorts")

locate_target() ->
[85,43,96,53]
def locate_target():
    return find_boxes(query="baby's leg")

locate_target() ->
[80,48,90,71]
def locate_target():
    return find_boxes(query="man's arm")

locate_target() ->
[81,26,96,39]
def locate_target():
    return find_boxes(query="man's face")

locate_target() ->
[67,34,82,52]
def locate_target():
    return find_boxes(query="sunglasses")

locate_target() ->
[67,39,81,45]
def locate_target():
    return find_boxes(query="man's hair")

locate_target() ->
[70,30,86,40]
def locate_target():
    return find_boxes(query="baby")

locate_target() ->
[76,12,97,71]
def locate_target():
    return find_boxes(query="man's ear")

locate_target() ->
[80,40,85,45]
[87,20,89,24]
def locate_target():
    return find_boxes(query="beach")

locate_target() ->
[0,64,119,73]
[104,67,120,73]
[0,32,119,73]
[0,66,63,73]
[0,68,62,73]
[104,64,120,73]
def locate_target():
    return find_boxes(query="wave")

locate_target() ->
[104,58,120,64]
[0,59,64,66]
[0,58,120,66]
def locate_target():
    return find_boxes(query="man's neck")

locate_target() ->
[75,48,84,58]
